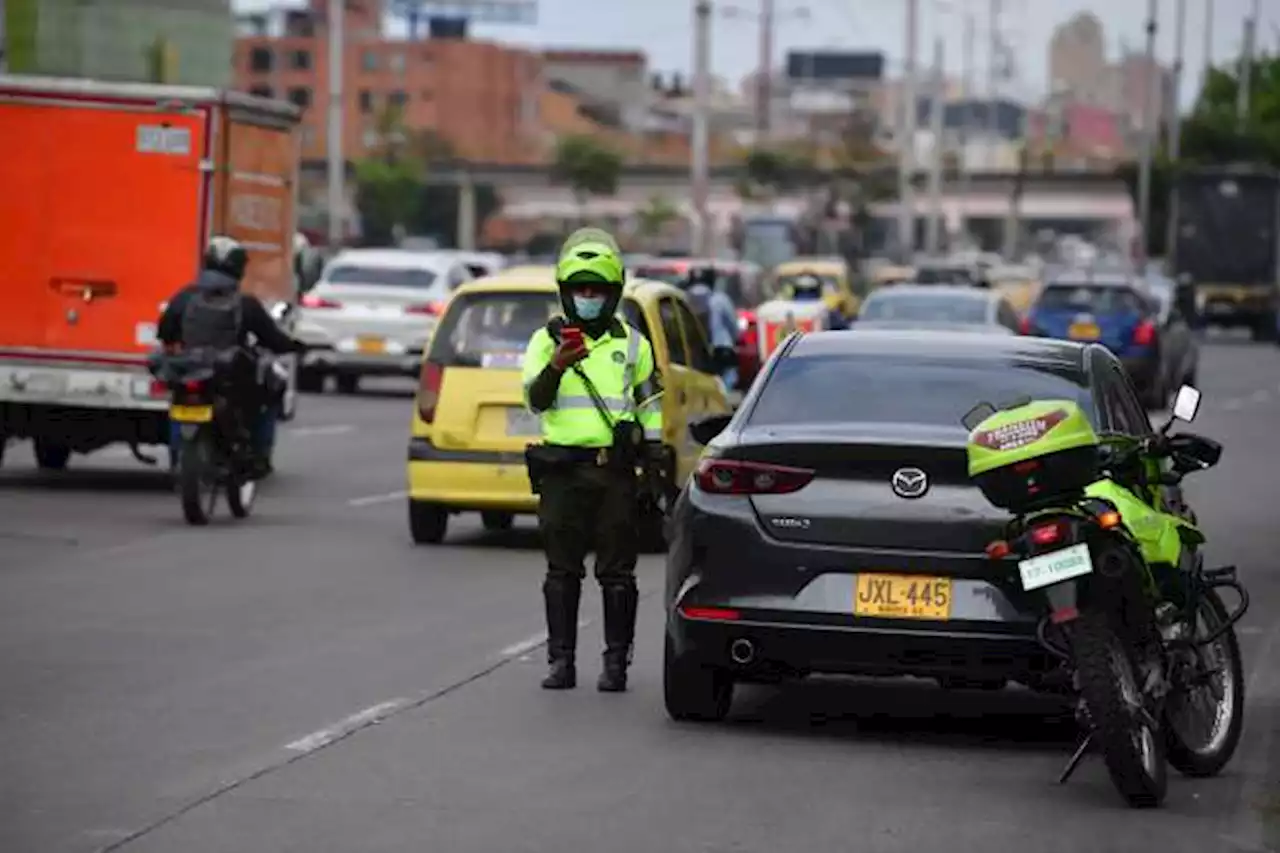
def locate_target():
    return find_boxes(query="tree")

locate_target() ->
[1179,54,1280,167]
[635,194,678,244]
[354,105,423,245]
[551,135,623,210]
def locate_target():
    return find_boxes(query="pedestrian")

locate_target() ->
[520,228,664,692]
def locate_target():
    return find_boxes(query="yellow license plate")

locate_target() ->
[356,336,386,353]
[854,574,952,620]
[1067,322,1100,340]
[169,404,213,423]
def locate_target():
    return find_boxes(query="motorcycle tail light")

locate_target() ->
[1029,521,1066,546]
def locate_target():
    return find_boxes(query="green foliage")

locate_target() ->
[551,135,623,199]
[1179,54,1280,167]
[353,105,424,242]
[635,195,678,239]
[741,147,814,193]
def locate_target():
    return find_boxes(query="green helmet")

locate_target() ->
[555,228,626,328]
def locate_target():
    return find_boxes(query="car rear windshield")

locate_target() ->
[324,265,439,289]
[748,354,1095,427]
[859,293,989,324]
[1038,284,1146,314]
[428,292,558,368]
[634,266,686,286]
[915,266,973,284]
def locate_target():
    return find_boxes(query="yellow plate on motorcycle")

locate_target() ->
[170,404,213,423]
[1068,322,1100,340]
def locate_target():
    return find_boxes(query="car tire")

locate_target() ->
[335,374,360,395]
[409,500,448,544]
[297,368,325,394]
[663,633,734,722]
[481,511,514,532]
[33,440,71,471]
[1250,319,1276,342]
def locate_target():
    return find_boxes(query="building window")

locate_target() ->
[389,51,406,75]
[290,50,311,71]
[250,47,273,73]
[361,50,377,72]
[359,90,374,113]
[388,90,408,109]
[249,84,273,99]
[289,87,312,108]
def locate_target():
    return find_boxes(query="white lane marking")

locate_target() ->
[498,619,590,659]
[346,489,408,507]
[284,699,409,752]
[1223,623,1280,851]
[1250,389,1271,403]
[287,424,354,437]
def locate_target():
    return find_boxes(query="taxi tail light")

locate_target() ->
[695,458,814,495]
[1018,316,1035,335]
[149,379,169,398]
[301,293,341,309]
[1132,319,1156,346]
[417,361,444,423]
[406,301,444,316]
[1029,520,1068,547]
[183,378,205,393]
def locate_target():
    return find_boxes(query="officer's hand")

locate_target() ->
[552,338,588,371]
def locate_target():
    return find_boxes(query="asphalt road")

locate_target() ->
[2,337,1278,853]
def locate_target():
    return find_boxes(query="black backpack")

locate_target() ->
[181,288,244,351]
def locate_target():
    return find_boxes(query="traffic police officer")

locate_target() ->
[521,229,663,692]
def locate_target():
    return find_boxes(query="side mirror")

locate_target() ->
[689,412,732,446]
[1171,385,1201,423]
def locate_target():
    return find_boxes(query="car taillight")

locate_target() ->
[1132,319,1156,346]
[1029,521,1067,546]
[1019,316,1034,335]
[405,301,444,316]
[302,293,341,309]
[149,379,168,397]
[694,458,815,495]
[183,379,204,393]
[417,361,443,423]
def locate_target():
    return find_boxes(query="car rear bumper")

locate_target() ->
[303,346,422,376]
[670,610,1055,684]
[407,437,538,512]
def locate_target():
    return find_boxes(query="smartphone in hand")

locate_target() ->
[561,325,583,347]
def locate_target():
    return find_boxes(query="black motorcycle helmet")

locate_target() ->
[686,265,718,290]
[203,235,249,282]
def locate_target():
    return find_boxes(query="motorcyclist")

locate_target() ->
[682,266,739,390]
[156,235,306,476]
[784,272,848,330]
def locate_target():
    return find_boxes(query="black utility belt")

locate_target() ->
[526,443,615,467]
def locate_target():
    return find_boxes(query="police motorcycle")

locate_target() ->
[962,386,1248,808]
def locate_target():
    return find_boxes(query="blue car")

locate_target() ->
[1023,272,1197,409]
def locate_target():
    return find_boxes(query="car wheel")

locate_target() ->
[33,439,71,471]
[663,633,734,722]
[335,374,360,395]
[1250,319,1276,342]
[481,511,514,532]
[409,500,448,544]
[297,368,325,393]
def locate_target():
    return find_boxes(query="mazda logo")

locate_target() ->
[891,467,929,499]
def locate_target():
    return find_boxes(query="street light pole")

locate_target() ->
[1165,0,1187,272]
[693,0,713,256]
[1137,0,1158,263]
[326,0,345,249]
[1237,0,1260,126]
[897,0,919,259]
[925,36,945,255]
[959,4,975,241]
[756,0,775,142]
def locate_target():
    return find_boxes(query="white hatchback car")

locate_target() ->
[297,249,474,393]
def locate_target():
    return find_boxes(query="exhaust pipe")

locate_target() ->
[729,638,755,665]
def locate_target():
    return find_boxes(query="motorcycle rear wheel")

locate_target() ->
[179,435,218,526]
[1075,610,1168,808]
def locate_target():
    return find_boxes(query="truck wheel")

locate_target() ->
[34,440,71,471]
[297,367,325,394]
[1250,319,1276,342]
[335,374,360,395]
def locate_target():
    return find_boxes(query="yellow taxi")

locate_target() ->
[987,264,1041,316]
[868,262,916,289]
[406,267,732,545]
[768,256,861,318]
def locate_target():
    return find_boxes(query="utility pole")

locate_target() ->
[958,5,975,242]
[925,36,945,255]
[1237,0,1259,126]
[1166,0,1187,273]
[755,0,775,142]
[984,0,1000,170]
[326,0,345,249]
[1202,0,1214,81]
[692,0,713,256]
[1137,0,1158,264]
[897,0,919,259]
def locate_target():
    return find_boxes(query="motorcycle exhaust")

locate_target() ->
[729,638,756,665]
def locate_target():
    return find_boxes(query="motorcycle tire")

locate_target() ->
[1164,588,1245,777]
[226,476,257,519]
[179,434,218,526]
[1074,610,1168,808]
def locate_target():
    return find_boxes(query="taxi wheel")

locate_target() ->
[409,500,448,544]
[335,374,360,395]
[481,511,514,532]
[297,368,325,394]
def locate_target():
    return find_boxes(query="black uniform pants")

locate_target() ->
[537,462,638,587]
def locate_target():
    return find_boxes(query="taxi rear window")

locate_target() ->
[429,292,558,368]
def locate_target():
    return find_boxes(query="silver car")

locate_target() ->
[296,249,474,393]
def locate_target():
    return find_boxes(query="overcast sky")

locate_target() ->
[234,0,1280,107]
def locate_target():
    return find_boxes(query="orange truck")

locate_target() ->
[0,75,304,471]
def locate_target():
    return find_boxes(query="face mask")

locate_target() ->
[572,295,607,320]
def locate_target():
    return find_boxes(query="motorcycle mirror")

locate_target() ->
[1170,385,1201,425]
